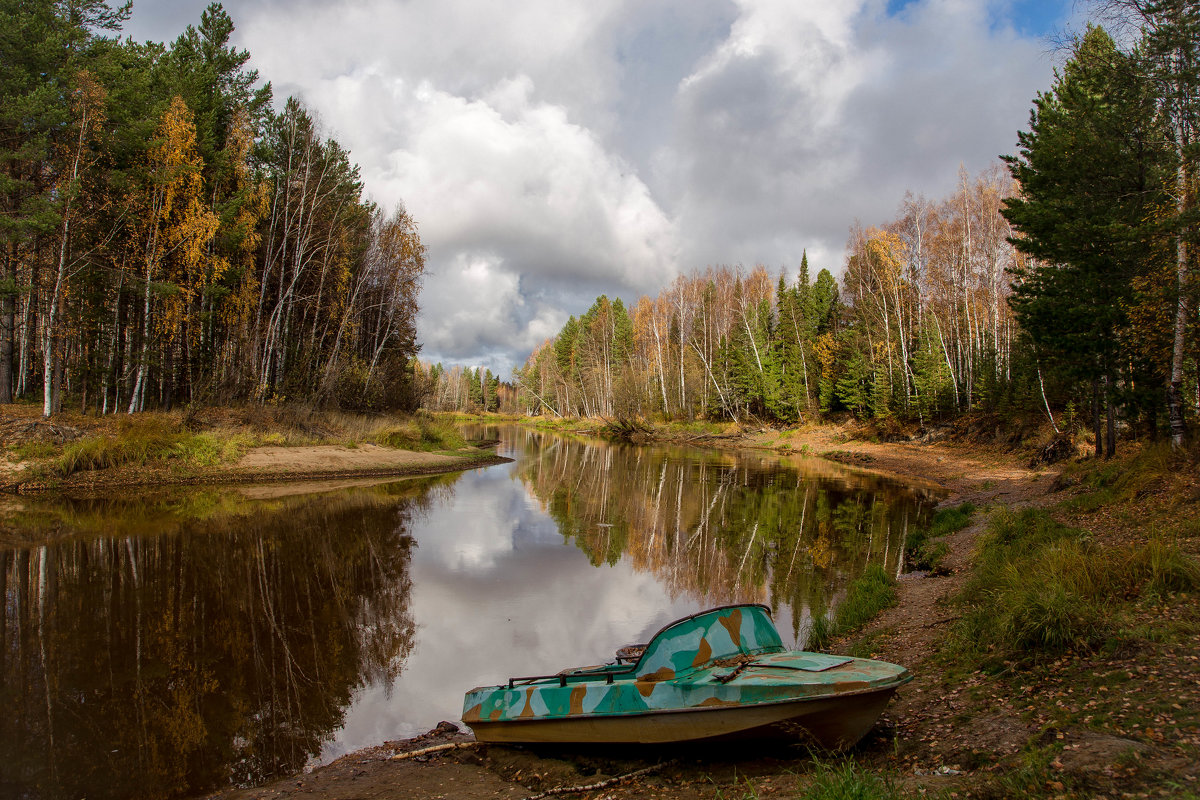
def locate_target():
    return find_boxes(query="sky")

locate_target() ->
[122,0,1085,378]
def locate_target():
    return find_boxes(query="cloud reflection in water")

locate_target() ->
[322,428,935,761]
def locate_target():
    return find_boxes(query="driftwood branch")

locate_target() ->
[522,760,676,800]
[388,741,480,761]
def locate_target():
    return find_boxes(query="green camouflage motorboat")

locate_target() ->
[462,603,911,748]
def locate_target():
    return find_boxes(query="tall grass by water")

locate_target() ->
[373,412,467,451]
[954,507,1200,659]
[52,415,245,478]
[808,564,898,651]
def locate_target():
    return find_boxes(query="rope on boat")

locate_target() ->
[388,741,481,760]
[522,760,677,800]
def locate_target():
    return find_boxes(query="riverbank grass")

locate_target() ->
[51,415,250,478]
[809,564,898,651]
[953,507,1199,661]
[374,413,468,451]
[1058,442,1175,513]
[903,502,975,573]
[794,761,909,800]
[9,406,478,484]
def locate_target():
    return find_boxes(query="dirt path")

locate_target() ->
[204,429,1059,800]
[772,427,1065,787]
[850,477,1050,785]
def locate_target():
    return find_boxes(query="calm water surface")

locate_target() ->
[1,425,938,798]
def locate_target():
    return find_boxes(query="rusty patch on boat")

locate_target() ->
[718,607,742,644]
[641,666,676,683]
[698,696,737,707]
[463,703,483,723]
[569,685,587,716]
[636,681,658,698]
[519,688,536,718]
[691,637,713,668]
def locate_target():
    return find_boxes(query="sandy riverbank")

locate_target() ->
[0,405,509,494]
[4,444,510,494]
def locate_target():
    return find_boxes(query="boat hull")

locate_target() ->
[462,605,910,750]
[467,684,900,749]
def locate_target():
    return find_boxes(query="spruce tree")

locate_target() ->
[1003,25,1167,455]
[811,269,840,335]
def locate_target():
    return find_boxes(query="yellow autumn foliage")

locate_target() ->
[138,96,220,343]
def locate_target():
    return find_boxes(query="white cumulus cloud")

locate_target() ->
[126,0,1074,376]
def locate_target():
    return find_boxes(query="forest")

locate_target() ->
[1,1,426,416]
[481,13,1198,455]
[5,1,1196,455]
[502,166,1028,428]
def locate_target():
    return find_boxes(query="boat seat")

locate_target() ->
[614,644,646,664]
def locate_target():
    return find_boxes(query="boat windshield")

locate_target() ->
[635,604,784,682]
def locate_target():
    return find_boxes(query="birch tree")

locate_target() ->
[127,96,219,413]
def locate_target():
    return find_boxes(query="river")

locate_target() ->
[0,425,938,798]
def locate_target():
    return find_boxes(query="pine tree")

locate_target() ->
[0,0,129,405]
[811,269,840,335]
[771,275,804,421]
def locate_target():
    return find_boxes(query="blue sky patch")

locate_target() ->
[886,0,1070,37]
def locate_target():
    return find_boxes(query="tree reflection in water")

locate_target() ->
[508,428,937,642]
[0,479,449,800]
[2,430,936,800]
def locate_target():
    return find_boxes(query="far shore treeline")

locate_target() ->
[2,1,425,417]
[421,14,1198,457]
[4,2,1196,458]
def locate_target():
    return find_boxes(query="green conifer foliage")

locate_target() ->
[1003,25,1169,454]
